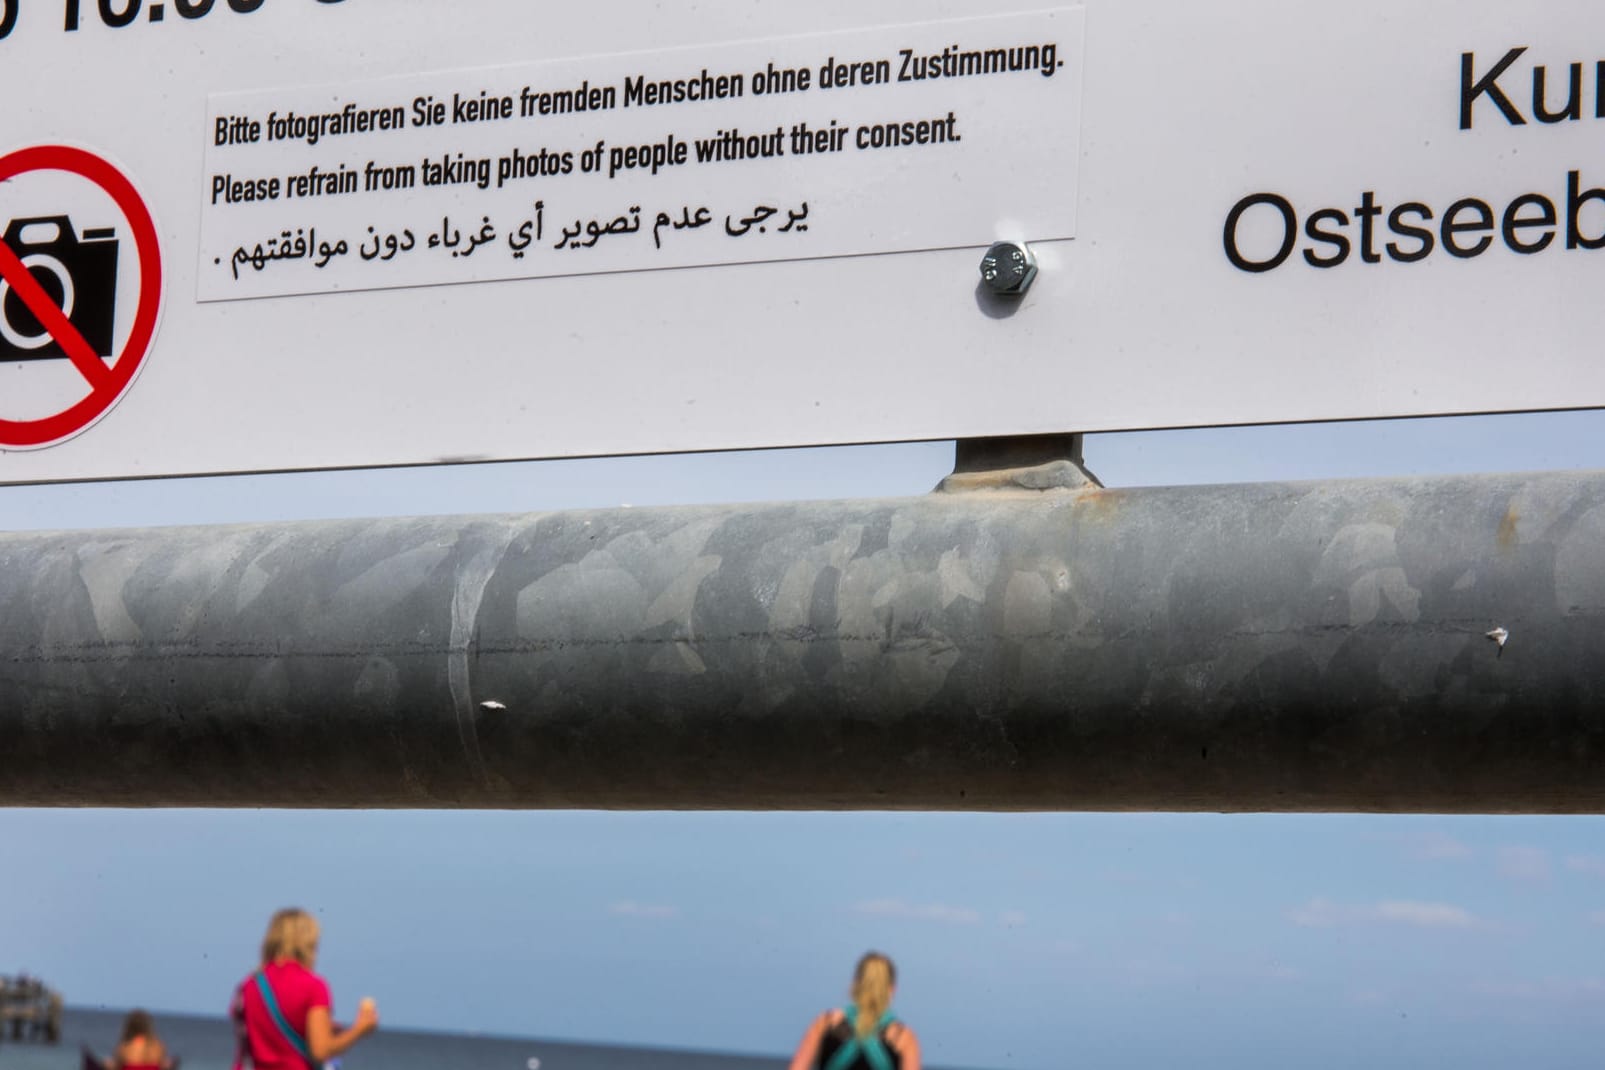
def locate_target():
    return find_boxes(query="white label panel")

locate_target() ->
[198,12,1084,300]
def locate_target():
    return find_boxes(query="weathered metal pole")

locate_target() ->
[2,469,1603,811]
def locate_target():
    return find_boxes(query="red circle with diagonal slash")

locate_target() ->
[0,145,162,449]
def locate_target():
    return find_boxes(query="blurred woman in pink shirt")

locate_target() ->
[231,909,378,1070]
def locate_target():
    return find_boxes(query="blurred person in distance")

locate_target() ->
[788,951,921,1070]
[113,1010,175,1070]
[82,1008,177,1070]
[230,908,378,1070]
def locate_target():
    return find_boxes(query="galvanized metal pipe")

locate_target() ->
[3,470,1604,811]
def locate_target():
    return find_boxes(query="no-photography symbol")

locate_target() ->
[0,145,161,449]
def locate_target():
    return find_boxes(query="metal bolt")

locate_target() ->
[979,241,1037,295]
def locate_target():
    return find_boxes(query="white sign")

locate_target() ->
[199,15,1082,300]
[1,0,1604,484]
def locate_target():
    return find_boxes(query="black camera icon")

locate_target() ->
[0,216,119,362]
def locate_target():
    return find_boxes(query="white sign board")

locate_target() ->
[0,0,1602,482]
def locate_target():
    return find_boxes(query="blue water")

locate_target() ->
[0,1009,787,1070]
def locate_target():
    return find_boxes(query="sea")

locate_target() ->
[0,1009,785,1070]
[0,1009,986,1070]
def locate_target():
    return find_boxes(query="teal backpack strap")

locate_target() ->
[252,972,321,1070]
[822,1007,897,1070]
[858,1018,896,1070]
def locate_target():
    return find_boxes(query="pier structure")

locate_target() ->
[0,975,62,1044]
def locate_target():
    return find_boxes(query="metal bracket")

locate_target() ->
[934,433,1103,494]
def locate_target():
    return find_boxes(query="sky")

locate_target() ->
[2,413,1605,1070]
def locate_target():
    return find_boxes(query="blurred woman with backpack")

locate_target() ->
[788,952,921,1070]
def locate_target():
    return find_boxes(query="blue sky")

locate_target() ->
[2,413,1605,1069]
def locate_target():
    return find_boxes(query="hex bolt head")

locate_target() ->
[979,241,1038,295]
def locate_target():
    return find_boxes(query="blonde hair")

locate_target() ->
[261,908,320,967]
[850,952,896,1039]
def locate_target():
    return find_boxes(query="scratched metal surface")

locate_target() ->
[2,470,1603,810]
